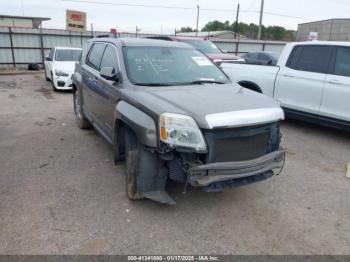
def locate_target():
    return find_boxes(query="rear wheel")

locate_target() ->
[125,129,144,200]
[73,88,91,129]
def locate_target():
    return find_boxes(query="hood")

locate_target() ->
[53,61,77,73]
[129,83,283,129]
[207,53,240,61]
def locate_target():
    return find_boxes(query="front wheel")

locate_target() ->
[51,72,58,91]
[44,65,50,81]
[73,88,91,129]
[125,129,144,200]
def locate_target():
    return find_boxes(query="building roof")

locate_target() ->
[298,18,350,26]
[0,14,50,21]
[0,14,50,28]
[176,30,248,39]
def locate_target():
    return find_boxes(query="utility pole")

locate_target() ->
[257,0,264,40]
[196,5,199,36]
[136,26,138,38]
[234,3,240,39]
[20,0,25,16]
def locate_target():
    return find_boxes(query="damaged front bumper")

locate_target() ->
[188,149,285,187]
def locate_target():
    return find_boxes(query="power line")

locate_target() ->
[247,0,258,11]
[61,0,193,10]
[61,0,311,20]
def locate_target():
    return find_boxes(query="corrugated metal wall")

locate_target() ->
[212,39,287,54]
[0,27,288,69]
[0,27,106,69]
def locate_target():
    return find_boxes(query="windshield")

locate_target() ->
[124,46,230,86]
[182,40,222,54]
[55,49,81,61]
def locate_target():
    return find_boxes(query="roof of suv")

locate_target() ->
[55,46,82,50]
[289,41,350,47]
[146,36,205,41]
[91,37,193,48]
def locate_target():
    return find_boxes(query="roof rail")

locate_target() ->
[95,33,119,38]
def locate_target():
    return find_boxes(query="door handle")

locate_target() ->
[282,73,295,78]
[328,79,342,85]
[88,76,98,83]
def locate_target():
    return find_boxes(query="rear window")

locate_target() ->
[333,47,350,77]
[286,45,332,74]
[258,53,270,62]
[86,43,106,70]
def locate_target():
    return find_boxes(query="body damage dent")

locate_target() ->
[115,101,157,148]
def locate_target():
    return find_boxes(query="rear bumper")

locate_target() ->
[188,149,285,187]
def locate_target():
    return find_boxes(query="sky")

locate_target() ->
[1,0,350,34]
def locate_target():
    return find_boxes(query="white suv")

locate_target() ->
[222,41,350,130]
[44,47,82,91]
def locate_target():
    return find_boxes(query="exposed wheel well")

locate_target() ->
[72,84,77,93]
[114,119,127,163]
[238,81,262,93]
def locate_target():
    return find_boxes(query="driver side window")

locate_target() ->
[100,45,118,72]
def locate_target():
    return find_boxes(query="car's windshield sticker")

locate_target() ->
[192,56,212,66]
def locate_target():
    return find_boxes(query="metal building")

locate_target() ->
[297,19,350,41]
[0,14,50,29]
[176,31,249,40]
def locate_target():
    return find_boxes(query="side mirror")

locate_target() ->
[100,67,119,82]
[45,56,52,61]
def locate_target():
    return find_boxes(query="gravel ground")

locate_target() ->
[0,74,350,255]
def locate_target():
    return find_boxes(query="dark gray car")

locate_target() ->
[72,37,285,205]
[242,51,280,66]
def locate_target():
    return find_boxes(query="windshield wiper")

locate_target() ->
[187,80,226,85]
[134,83,177,86]
[134,80,226,86]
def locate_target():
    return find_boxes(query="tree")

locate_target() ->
[200,20,295,41]
[201,20,230,31]
[179,26,195,32]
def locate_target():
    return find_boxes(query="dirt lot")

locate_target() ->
[0,73,350,255]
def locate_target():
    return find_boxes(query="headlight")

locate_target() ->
[159,113,207,152]
[55,70,69,77]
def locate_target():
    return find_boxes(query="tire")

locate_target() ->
[45,70,50,81]
[125,129,144,200]
[51,72,58,91]
[44,64,50,81]
[73,88,91,129]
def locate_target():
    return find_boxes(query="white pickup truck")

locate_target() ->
[221,41,350,130]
